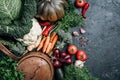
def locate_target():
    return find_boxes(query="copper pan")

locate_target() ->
[0,43,54,80]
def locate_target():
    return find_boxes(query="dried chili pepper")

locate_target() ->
[42,24,54,36]
[81,2,90,19]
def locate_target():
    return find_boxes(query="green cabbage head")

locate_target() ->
[0,0,22,25]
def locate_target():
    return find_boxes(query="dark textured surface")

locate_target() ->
[72,0,120,80]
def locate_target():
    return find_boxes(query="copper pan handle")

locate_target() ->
[0,43,21,60]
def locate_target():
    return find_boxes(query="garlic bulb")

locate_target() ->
[74,60,85,68]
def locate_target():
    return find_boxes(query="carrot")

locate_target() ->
[50,32,57,42]
[46,33,57,54]
[37,37,46,51]
[49,35,58,52]
[42,36,50,53]
[46,42,52,54]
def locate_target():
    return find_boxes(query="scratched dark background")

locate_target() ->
[0,0,120,80]
[72,0,120,80]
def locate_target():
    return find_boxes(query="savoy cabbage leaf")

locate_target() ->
[0,0,37,55]
[0,0,22,25]
[0,0,37,38]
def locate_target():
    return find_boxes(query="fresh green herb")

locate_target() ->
[63,64,99,80]
[56,29,72,49]
[56,0,85,31]
[0,54,24,80]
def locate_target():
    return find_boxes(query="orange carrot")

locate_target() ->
[42,36,50,53]
[37,37,46,51]
[46,42,52,54]
[49,35,58,52]
[50,32,57,42]
[46,33,57,54]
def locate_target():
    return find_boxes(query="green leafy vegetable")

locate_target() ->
[0,0,37,38]
[0,0,22,25]
[0,55,24,80]
[0,37,26,56]
[0,0,37,55]
[63,64,99,80]
[56,29,72,49]
[56,0,85,31]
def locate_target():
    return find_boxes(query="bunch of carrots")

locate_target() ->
[37,22,58,54]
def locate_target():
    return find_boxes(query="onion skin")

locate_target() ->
[65,58,72,64]
[64,54,71,60]
[52,49,73,67]
[61,52,67,58]
[53,60,62,68]
[53,48,60,58]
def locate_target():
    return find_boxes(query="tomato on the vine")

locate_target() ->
[67,45,78,55]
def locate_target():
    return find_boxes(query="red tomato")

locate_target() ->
[67,45,78,55]
[75,0,86,8]
[76,50,87,61]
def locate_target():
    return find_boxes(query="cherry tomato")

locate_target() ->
[67,45,78,55]
[75,0,86,8]
[76,50,87,61]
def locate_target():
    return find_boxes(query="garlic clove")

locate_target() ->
[80,28,86,34]
[72,31,79,36]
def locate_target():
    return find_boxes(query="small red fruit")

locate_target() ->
[75,0,86,8]
[67,45,78,55]
[76,50,87,61]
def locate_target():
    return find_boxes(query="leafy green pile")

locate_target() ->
[56,0,85,31]
[56,29,72,49]
[0,0,37,38]
[0,0,37,55]
[0,0,22,25]
[0,54,24,80]
[0,38,26,56]
[63,64,99,80]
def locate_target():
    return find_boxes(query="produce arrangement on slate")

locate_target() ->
[0,0,99,80]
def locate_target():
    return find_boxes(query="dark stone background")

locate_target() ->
[72,0,120,80]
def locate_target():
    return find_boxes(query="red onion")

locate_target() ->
[53,60,62,68]
[61,52,67,58]
[53,48,60,58]
[65,58,72,64]
[64,54,71,60]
